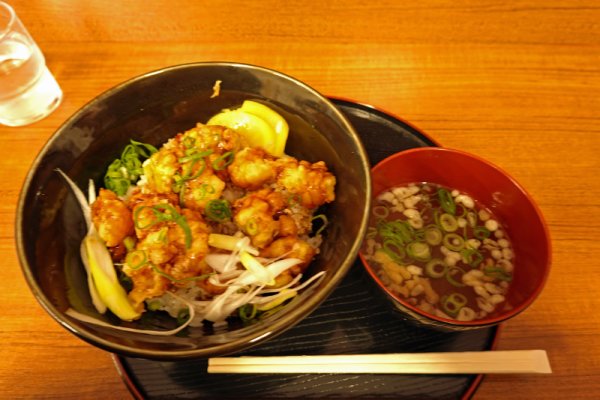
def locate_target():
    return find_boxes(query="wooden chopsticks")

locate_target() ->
[208,350,551,374]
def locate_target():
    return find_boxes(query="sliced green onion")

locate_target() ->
[176,308,190,326]
[312,214,329,236]
[181,157,207,180]
[406,241,431,262]
[466,211,478,227]
[383,240,406,263]
[378,220,414,246]
[438,188,456,215]
[123,236,136,251]
[372,205,389,219]
[439,213,458,232]
[104,140,157,196]
[443,233,465,251]
[146,299,162,311]
[474,226,491,239]
[446,266,466,287]
[182,135,196,149]
[171,174,184,193]
[425,258,447,278]
[129,140,158,158]
[246,219,259,236]
[133,204,193,249]
[461,248,484,268]
[424,226,443,246]
[212,151,234,171]
[104,159,131,196]
[133,206,160,230]
[196,183,216,199]
[484,266,513,282]
[238,303,257,321]
[205,199,232,222]
[126,249,148,270]
[441,292,467,317]
[178,149,213,164]
[156,227,169,244]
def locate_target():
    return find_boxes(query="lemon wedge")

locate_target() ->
[207,100,289,157]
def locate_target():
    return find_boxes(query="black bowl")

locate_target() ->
[16,62,371,359]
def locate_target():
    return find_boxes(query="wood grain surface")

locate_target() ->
[1,1,599,399]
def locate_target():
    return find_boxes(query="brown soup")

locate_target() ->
[362,182,514,321]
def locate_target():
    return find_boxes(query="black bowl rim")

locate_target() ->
[15,61,372,359]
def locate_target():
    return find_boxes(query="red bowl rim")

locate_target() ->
[360,146,552,327]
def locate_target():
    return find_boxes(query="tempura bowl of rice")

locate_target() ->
[359,147,551,331]
[16,62,371,359]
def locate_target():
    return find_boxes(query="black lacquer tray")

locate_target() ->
[113,98,499,400]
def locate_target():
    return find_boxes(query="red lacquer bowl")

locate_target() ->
[359,147,551,331]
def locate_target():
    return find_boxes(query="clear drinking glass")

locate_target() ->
[0,1,62,126]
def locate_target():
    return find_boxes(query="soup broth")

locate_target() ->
[363,182,514,321]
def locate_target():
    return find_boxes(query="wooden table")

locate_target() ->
[2,1,599,398]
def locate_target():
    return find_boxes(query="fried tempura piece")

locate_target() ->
[261,236,317,272]
[142,144,179,194]
[260,236,317,288]
[124,209,212,309]
[228,147,276,190]
[127,190,179,240]
[275,158,336,209]
[165,209,211,282]
[142,124,241,196]
[125,265,170,313]
[181,170,226,211]
[182,123,242,154]
[233,188,286,249]
[91,189,134,247]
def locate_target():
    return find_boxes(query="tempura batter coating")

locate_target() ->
[91,189,134,247]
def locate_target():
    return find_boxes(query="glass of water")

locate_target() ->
[0,2,62,126]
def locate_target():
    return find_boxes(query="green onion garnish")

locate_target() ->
[238,303,257,321]
[441,292,467,317]
[474,226,491,239]
[446,266,466,287]
[438,188,456,215]
[425,258,447,278]
[439,213,458,232]
[245,219,259,236]
[133,204,193,249]
[406,241,431,262]
[311,214,329,236]
[372,205,389,219]
[205,199,232,222]
[104,140,157,196]
[212,151,234,171]
[383,240,406,263]
[442,233,465,251]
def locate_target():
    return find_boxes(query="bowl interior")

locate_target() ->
[368,147,551,326]
[17,63,371,358]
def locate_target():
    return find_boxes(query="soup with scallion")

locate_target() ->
[362,182,514,322]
